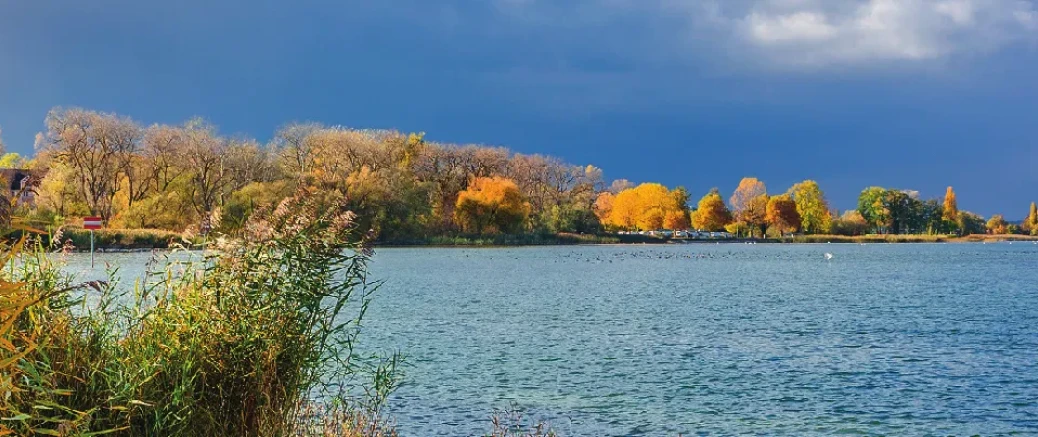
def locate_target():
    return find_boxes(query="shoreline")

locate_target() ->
[43,233,1038,251]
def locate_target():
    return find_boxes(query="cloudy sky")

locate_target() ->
[1,0,1036,215]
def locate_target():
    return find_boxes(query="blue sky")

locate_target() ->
[1,0,1036,216]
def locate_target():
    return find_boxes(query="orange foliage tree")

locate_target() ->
[593,192,614,223]
[765,195,800,235]
[691,188,732,231]
[730,177,768,237]
[454,176,530,234]
[602,183,689,231]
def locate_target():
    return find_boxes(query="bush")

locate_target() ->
[1,192,401,436]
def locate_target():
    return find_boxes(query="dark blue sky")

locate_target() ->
[2,0,1036,216]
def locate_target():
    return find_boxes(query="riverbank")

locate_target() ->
[16,228,1038,251]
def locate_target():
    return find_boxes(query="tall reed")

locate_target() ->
[1,191,401,436]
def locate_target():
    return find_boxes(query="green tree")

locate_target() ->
[857,186,888,232]
[882,190,915,235]
[958,211,987,235]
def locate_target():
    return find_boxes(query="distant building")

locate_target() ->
[0,168,47,206]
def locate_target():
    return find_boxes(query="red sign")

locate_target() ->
[83,217,103,230]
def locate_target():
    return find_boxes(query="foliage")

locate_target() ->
[17,105,1028,245]
[765,195,800,235]
[986,214,1009,234]
[454,176,530,235]
[602,183,688,231]
[829,210,869,236]
[942,186,958,222]
[958,211,987,235]
[787,180,831,234]
[1023,202,1038,235]
[730,177,768,237]
[857,186,888,232]
[691,188,732,231]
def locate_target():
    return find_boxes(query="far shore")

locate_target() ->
[21,229,1038,252]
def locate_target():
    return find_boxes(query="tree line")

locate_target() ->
[1,107,1036,241]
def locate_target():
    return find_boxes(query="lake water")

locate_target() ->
[61,243,1038,436]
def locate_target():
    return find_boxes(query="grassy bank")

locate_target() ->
[787,233,1038,244]
[953,233,1038,243]
[789,234,951,243]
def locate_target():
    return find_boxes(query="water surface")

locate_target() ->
[63,243,1038,436]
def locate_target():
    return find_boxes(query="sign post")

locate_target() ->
[84,217,103,268]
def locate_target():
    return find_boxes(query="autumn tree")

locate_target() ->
[986,214,1009,235]
[830,210,869,236]
[603,183,688,231]
[729,177,768,237]
[691,188,732,231]
[274,122,323,179]
[454,176,530,234]
[788,180,831,234]
[37,107,142,222]
[1025,202,1038,235]
[942,187,958,222]
[179,119,231,234]
[765,195,800,236]
[593,192,614,223]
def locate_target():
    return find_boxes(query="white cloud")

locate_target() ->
[746,11,838,43]
[734,0,1038,65]
[490,0,1038,68]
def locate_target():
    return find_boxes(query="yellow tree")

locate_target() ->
[729,177,768,237]
[766,195,800,235]
[664,210,690,230]
[986,214,1008,234]
[454,176,530,234]
[1023,202,1038,235]
[942,186,958,222]
[788,180,832,234]
[604,183,687,231]
[691,188,732,231]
